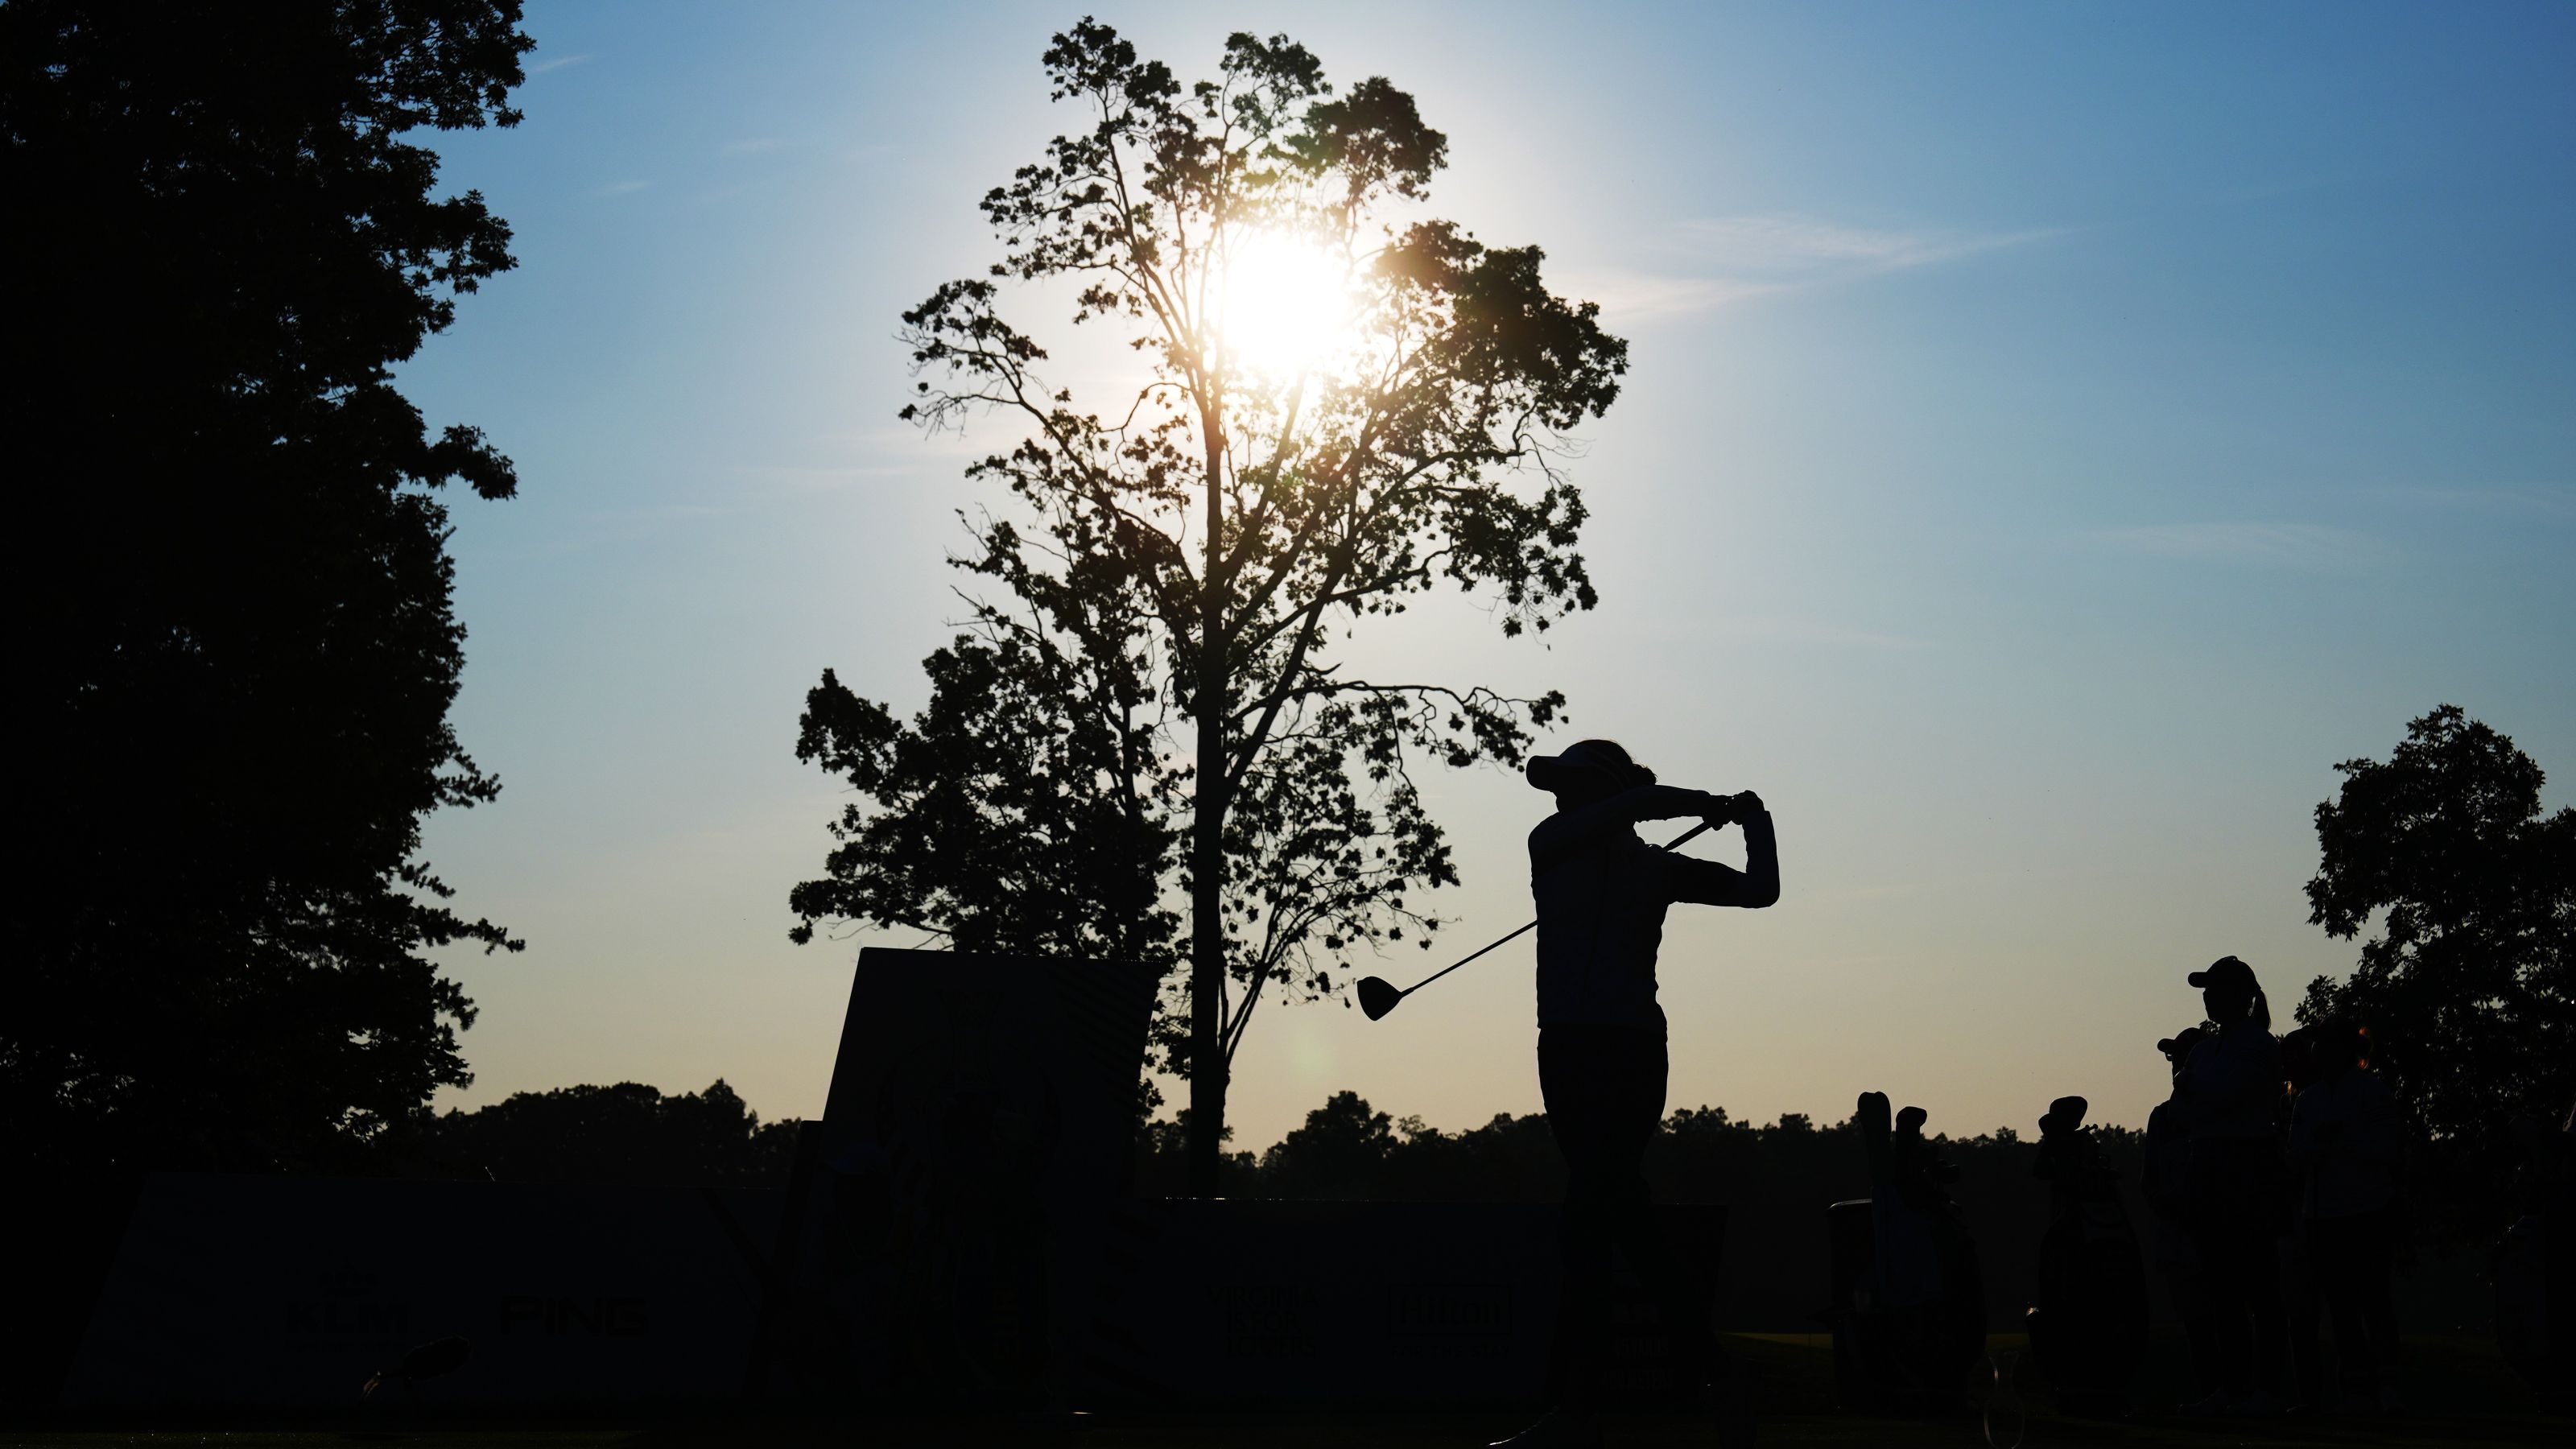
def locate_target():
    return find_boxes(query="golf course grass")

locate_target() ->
[6,1331,2562,1448]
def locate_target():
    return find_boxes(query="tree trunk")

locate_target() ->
[1187,427,1228,1198]
[1187,772,1226,1195]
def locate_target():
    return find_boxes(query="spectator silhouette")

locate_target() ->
[2279,1024,2326,1411]
[2143,1027,2217,1403]
[2174,956,2289,1416]
[2495,1099,2574,1392]
[1492,739,1777,1448]
[2288,1021,2406,1411]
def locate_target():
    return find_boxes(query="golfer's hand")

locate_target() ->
[1707,790,1764,825]
[1702,790,1762,828]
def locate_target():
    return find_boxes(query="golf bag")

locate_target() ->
[1825,1196,1985,1410]
[2025,1103,2149,1412]
[1827,1094,1986,1410]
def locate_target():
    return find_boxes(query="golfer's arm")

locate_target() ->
[1530,785,1722,869]
[1670,811,1779,909]
[1736,808,1779,906]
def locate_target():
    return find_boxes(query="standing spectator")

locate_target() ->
[2177,956,2289,1415]
[2289,1022,2405,1412]
[2279,1026,2326,1412]
[2145,1027,2217,1403]
[2494,1100,2574,1393]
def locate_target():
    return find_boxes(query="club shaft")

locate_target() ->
[1397,818,1717,997]
[1397,921,1537,998]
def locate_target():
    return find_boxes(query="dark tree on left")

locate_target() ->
[2,2,532,1174]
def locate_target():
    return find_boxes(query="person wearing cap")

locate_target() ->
[2176,955,2289,1415]
[1494,738,1777,1447]
[2144,1028,2219,1405]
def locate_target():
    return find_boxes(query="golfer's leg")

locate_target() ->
[1541,1030,1616,1408]
[1604,1038,1717,1395]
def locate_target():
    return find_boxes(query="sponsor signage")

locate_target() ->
[63,1174,779,1408]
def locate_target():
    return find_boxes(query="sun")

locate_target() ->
[1214,227,1357,378]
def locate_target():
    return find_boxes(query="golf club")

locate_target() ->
[1356,817,1719,1022]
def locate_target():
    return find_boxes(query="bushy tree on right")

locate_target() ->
[2298,704,2575,1241]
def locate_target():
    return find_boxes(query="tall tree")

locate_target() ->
[3,1,531,1173]
[794,20,1626,1192]
[2297,704,2575,1240]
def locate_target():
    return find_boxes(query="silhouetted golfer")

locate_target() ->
[1493,739,1777,1447]
[2175,955,2289,1416]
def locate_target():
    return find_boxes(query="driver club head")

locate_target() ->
[1356,976,1402,1022]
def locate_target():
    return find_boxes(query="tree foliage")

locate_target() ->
[407,1080,802,1188]
[3,1,531,1173]
[2297,704,2575,1240]
[793,19,1626,1190]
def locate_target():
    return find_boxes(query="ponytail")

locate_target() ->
[2250,987,2272,1033]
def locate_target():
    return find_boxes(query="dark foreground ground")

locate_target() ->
[8,1332,2565,1449]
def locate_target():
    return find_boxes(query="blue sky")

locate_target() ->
[400,1,2574,1146]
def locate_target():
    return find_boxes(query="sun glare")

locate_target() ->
[1215,229,1356,377]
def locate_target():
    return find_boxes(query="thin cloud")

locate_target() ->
[529,52,592,75]
[1674,215,2063,274]
[2095,522,2376,567]
[1583,213,2066,322]
[724,137,789,156]
[595,179,653,197]
[1570,272,1784,320]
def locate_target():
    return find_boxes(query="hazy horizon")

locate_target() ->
[397,1,2573,1149]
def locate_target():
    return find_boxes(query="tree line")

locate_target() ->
[386,1079,802,1189]
[396,1080,2516,1333]
[394,1075,2125,1215]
